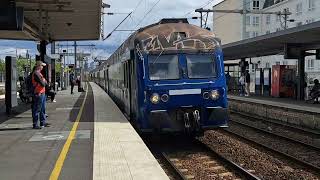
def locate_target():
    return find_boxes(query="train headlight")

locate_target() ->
[161,94,169,102]
[150,93,160,104]
[203,92,210,99]
[210,90,220,100]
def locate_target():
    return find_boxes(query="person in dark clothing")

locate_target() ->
[245,70,251,96]
[32,61,50,129]
[46,83,56,102]
[69,72,75,94]
[310,79,320,104]
[225,72,231,92]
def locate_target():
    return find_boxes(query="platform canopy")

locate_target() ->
[0,0,102,41]
[222,21,320,60]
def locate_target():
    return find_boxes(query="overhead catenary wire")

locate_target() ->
[134,0,162,28]
[183,0,217,17]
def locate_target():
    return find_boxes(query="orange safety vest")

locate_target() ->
[32,71,46,95]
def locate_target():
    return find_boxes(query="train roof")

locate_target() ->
[97,18,221,69]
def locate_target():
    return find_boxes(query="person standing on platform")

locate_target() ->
[32,61,50,129]
[69,72,75,94]
[310,79,320,104]
[245,70,251,97]
[225,72,231,93]
[239,74,245,96]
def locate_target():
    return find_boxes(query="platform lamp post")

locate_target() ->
[62,49,67,90]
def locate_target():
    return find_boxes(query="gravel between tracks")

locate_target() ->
[201,130,320,180]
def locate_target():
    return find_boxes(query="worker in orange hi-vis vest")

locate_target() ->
[32,61,50,129]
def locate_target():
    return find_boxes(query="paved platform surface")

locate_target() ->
[0,82,169,180]
[228,95,320,114]
[91,82,169,180]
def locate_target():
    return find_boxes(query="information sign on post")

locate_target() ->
[5,56,17,114]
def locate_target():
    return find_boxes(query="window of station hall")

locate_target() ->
[266,14,271,25]
[308,0,316,11]
[252,0,260,10]
[296,2,302,15]
[252,16,260,26]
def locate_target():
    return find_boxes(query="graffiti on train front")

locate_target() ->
[140,33,219,51]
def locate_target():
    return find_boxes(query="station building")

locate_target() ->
[213,0,320,92]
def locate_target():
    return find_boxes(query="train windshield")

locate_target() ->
[148,55,179,80]
[186,54,216,79]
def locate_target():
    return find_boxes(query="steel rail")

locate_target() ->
[194,139,261,180]
[230,118,320,151]
[222,129,320,174]
[230,111,320,136]
[161,152,188,180]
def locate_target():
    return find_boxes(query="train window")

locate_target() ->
[186,54,216,79]
[148,55,179,80]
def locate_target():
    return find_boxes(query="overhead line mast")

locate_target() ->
[195,8,292,29]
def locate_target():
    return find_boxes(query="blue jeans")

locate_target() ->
[32,93,46,127]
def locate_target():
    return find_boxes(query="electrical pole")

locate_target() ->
[195,8,292,30]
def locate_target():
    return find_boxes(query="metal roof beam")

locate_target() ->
[24,8,74,13]
[16,0,71,5]
[23,17,45,40]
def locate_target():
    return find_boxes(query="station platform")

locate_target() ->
[0,82,168,180]
[228,95,320,130]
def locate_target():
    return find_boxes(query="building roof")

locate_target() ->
[222,20,320,60]
[0,0,101,41]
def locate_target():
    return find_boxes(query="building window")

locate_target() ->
[276,61,280,65]
[276,14,280,22]
[252,16,260,26]
[253,0,260,10]
[308,0,316,11]
[296,3,302,15]
[266,14,271,25]
[307,59,315,69]
[252,31,259,37]
[266,30,271,34]
[246,16,251,25]
[265,62,270,68]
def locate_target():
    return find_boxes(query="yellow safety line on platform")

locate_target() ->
[49,83,89,180]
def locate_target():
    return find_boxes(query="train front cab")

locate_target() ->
[137,49,229,134]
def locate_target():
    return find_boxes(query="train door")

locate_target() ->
[123,61,131,116]
[106,68,109,94]
[129,59,137,120]
[104,69,107,91]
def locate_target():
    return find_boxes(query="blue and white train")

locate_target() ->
[91,18,229,135]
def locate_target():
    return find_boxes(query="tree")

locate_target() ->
[0,59,4,72]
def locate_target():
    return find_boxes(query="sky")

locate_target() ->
[0,0,224,62]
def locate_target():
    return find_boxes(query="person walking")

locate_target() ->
[69,72,75,94]
[245,70,251,97]
[32,61,50,129]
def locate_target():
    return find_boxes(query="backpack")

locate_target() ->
[26,74,34,95]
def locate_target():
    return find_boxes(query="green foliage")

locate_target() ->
[0,59,4,72]
[16,58,35,77]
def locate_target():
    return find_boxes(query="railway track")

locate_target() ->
[161,139,260,180]
[230,111,320,137]
[223,119,320,174]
